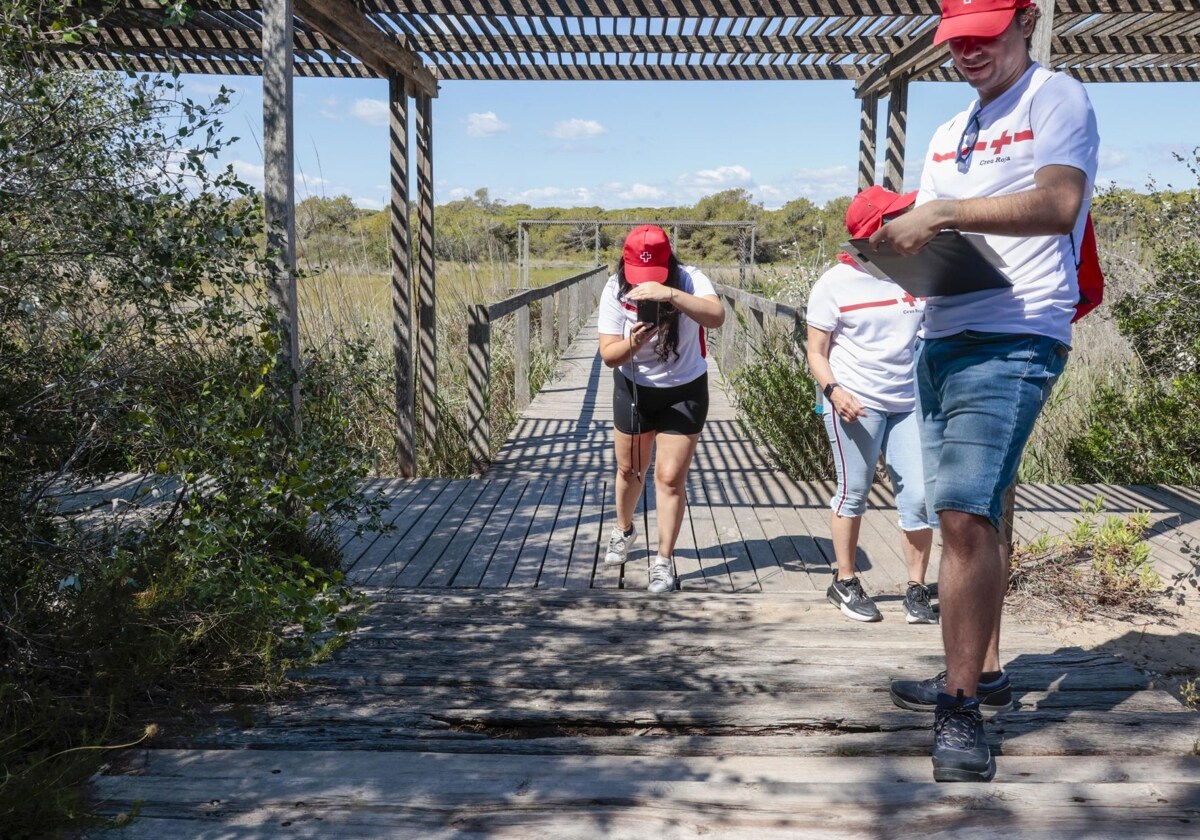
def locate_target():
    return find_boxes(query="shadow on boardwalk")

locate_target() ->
[92,590,1200,838]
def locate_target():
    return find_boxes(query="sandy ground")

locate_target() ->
[1027,595,1200,709]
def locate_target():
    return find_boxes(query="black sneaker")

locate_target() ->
[826,576,882,622]
[890,670,1014,714]
[903,582,939,625]
[932,691,995,782]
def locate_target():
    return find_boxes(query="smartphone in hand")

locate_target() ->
[636,299,660,324]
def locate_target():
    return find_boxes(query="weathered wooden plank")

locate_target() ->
[418,478,512,588]
[451,479,533,588]
[306,652,1150,694]
[701,476,763,593]
[685,476,734,593]
[479,479,549,588]
[534,479,586,588]
[563,478,604,590]
[364,480,472,587]
[189,713,1200,757]
[390,479,490,587]
[507,480,571,587]
[100,750,1200,789]
[344,478,448,582]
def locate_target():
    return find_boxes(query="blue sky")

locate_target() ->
[184,74,1200,212]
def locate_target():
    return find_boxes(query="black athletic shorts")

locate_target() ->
[612,370,709,436]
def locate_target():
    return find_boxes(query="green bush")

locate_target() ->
[728,328,832,481]
[1,7,383,833]
[1066,153,1200,483]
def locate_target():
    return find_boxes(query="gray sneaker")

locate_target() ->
[903,582,939,625]
[826,576,882,622]
[647,555,675,594]
[604,524,637,566]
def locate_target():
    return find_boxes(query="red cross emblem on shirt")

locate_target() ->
[901,291,917,306]
[990,130,1013,155]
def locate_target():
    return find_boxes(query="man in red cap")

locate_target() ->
[872,1,1099,783]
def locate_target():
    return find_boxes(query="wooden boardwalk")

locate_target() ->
[91,317,1200,837]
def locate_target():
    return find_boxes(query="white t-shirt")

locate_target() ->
[806,261,925,413]
[917,64,1100,346]
[597,265,716,387]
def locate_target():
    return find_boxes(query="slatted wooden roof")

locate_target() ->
[49,1,1200,92]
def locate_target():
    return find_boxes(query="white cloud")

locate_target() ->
[466,111,510,138]
[1099,148,1130,169]
[550,118,605,140]
[352,196,385,211]
[351,99,389,127]
[516,186,594,205]
[297,172,331,191]
[681,165,754,189]
[231,160,264,188]
[619,183,666,202]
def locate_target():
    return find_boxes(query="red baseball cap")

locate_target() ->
[934,0,1032,45]
[623,224,672,284]
[845,186,917,239]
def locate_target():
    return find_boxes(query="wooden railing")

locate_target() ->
[467,266,609,472]
[711,282,806,377]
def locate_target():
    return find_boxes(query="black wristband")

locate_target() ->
[823,382,840,399]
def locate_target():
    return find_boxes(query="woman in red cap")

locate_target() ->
[806,186,937,624]
[596,225,724,594]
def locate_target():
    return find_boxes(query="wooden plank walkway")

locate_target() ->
[89,314,1200,837]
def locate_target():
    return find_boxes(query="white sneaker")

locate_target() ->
[604,525,637,566]
[647,555,675,594]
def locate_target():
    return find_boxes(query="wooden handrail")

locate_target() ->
[467,266,610,472]
[710,282,807,376]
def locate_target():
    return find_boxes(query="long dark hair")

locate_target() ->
[617,254,683,364]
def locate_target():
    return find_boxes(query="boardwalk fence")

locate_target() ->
[711,281,806,379]
[467,266,609,472]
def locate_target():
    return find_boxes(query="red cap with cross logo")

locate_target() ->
[623,224,672,284]
[934,0,1033,46]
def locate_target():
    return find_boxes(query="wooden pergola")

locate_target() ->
[51,1,1200,475]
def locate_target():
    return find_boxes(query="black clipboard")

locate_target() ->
[844,231,1012,298]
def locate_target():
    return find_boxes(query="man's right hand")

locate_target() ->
[870,201,949,255]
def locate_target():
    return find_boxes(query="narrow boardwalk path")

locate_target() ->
[90,316,1200,837]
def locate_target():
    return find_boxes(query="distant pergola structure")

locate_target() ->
[50,1,1200,475]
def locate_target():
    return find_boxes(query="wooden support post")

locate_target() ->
[515,305,530,411]
[791,313,806,361]
[541,291,555,350]
[748,226,756,284]
[416,90,437,448]
[557,288,569,351]
[594,222,600,266]
[884,77,908,193]
[523,224,531,288]
[1031,1,1055,66]
[569,281,579,336]
[466,305,491,473]
[388,75,415,477]
[747,306,764,366]
[262,0,300,428]
[720,298,736,375]
[858,92,878,190]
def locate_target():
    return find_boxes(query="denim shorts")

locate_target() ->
[915,331,1069,531]
[822,405,932,530]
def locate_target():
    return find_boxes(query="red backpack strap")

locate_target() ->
[1072,212,1104,322]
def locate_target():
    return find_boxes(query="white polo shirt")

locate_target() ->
[597,266,716,387]
[917,64,1100,346]
[806,261,925,414]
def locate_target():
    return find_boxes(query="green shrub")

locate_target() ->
[728,328,832,481]
[1009,495,1161,617]
[1,7,383,833]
